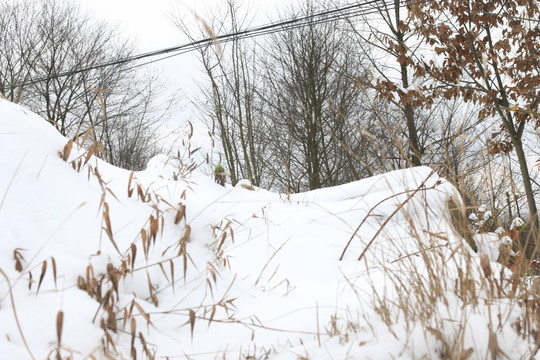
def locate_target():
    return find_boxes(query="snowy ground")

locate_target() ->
[0,99,538,359]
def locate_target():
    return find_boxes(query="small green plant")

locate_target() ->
[214,163,226,186]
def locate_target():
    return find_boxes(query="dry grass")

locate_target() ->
[0,268,35,360]
[50,128,216,358]
[334,178,540,359]
[314,87,540,358]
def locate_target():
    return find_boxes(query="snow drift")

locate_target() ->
[0,99,538,359]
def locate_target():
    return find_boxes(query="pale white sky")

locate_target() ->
[79,0,290,102]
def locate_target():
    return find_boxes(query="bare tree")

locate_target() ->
[262,0,371,191]
[341,0,433,167]
[173,0,267,186]
[0,0,173,170]
[95,72,175,170]
[0,0,43,101]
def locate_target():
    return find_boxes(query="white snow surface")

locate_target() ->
[0,99,537,359]
[473,233,503,262]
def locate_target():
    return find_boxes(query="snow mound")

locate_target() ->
[473,232,503,261]
[0,99,537,359]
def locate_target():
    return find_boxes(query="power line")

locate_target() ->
[116,0,428,76]
[123,0,433,72]
[9,0,426,89]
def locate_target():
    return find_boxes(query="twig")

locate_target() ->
[0,151,27,213]
[357,171,438,262]
[0,268,36,360]
[339,174,438,260]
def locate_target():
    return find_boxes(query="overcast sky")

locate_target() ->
[80,0,210,97]
[79,0,289,102]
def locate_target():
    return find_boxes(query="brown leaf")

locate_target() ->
[174,205,186,225]
[170,260,175,294]
[189,309,196,340]
[37,260,47,294]
[105,305,117,333]
[146,271,158,306]
[130,318,137,359]
[56,311,64,346]
[86,264,94,281]
[427,327,443,341]
[137,184,145,201]
[459,348,474,360]
[107,263,119,295]
[60,140,73,161]
[51,257,57,289]
[207,262,217,284]
[208,307,218,329]
[106,188,119,202]
[180,225,191,244]
[122,308,129,331]
[139,332,154,360]
[127,172,135,198]
[13,249,25,272]
[83,146,95,166]
[141,229,149,258]
[150,215,158,244]
[103,203,120,254]
[130,243,137,270]
[133,301,152,327]
[158,262,170,283]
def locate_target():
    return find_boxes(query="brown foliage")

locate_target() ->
[408,0,540,231]
[408,0,540,135]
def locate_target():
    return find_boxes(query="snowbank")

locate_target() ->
[0,99,537,359]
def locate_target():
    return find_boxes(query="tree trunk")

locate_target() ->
[511,133,539,233]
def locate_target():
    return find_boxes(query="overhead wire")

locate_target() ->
[113,0,427,77]
[5,0,538,90]
[4,0,441,89]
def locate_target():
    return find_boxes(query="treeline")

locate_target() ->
[178,0,539,236]
[177,0,483,192]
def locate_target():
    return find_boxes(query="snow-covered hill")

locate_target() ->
[0,99,537,359]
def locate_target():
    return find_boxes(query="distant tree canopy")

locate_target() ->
[177,0,393,192]
[262,1,371,191]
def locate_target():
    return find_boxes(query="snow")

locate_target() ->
[473,232,503,261]
[512,217,525,229]
[0,99,538,359]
